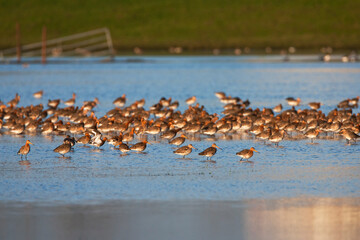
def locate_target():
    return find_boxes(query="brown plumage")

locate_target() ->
[122,128,135,142]
[33,90,43,99]
[48,99,60,108]
[286,97,301,107]
[269,129,286,146]
[198,143,221,160]
[273,104,283,113]
[63,135,76,147]
[64,93,76,106]
[113,94,126,107]
[304,129,320,143]
[54,143,72,157]
[236,147,259,161]
[160,127,179,139]
[18,140,33,159]
[308,102,321,110]
[185,96,196,105]
[77,133,91,144]
[169,134,187,146]
[116,141,131,153]
[130,140,149,152]
[174,144,196,158]
[339,129,360,144]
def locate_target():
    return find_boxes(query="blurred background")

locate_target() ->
[1,0,359,54]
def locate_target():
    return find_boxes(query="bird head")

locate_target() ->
[180,134,188,139]
[188,144,196,149]
[250,147,259,153]
[211,143,221,150]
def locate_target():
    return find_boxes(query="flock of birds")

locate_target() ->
[1,90,359,162]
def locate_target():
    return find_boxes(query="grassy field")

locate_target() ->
[0,0,359,52]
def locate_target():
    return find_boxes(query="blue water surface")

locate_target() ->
[0,56,359,203]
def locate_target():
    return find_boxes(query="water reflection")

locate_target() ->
[0,198,358,240]
[244,198,360,240]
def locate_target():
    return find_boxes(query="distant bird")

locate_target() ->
[64,93,76,106]
[89,134,107,148]
[17,140,33,159]
[273,104,283,113]
[48,99,60,108]
[63,135,76,147]
[116,141,131,153]
[113,94,126,107]
[339,129,360,144]
[122,128,135,142]
[174,144,196,158]
[185,96,196,105]
[236,147,259,161]
[33,90,43,99]
[198,143,221,160]
[53,143,72,157]
[286,97,301,107]
[215,92,226,99]
[130,140,150,152]
[349,96,359,108]
[304,129,320,143]
[308,102,321,110]
[77,133,91,145]
[169,134,187,146]
[160,126,179,140]
[269,129,286,147]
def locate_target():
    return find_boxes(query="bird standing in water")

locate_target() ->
[304,129,320,143]
[18,140,33,159]
[130,140,150,152]
[169,134,187,146]
[174,144,196,158]
[339,129,360,144]
[198,143,221,160]
[116,141,131,153]
[53,142,72,157]
[236,147,259,161]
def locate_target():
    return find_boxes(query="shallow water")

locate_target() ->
[0,56,360,239]
[1,198,359,240]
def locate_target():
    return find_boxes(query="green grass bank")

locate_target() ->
[1,0,359,52]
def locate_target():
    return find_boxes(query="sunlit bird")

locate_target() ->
[18,140,33,159]
[174,144,196,158]
[339,129,360,144]
[113,94,126,107]
[185,96,196,105]
[304,129,320,143]
[130,140,150,152]
[236,147,259,161]
[169,134,187,146]
[286,97,301,107]
[198,143,221,160]
[33,90,43,99]
[116,141,131,153]
[53,143,72,157]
